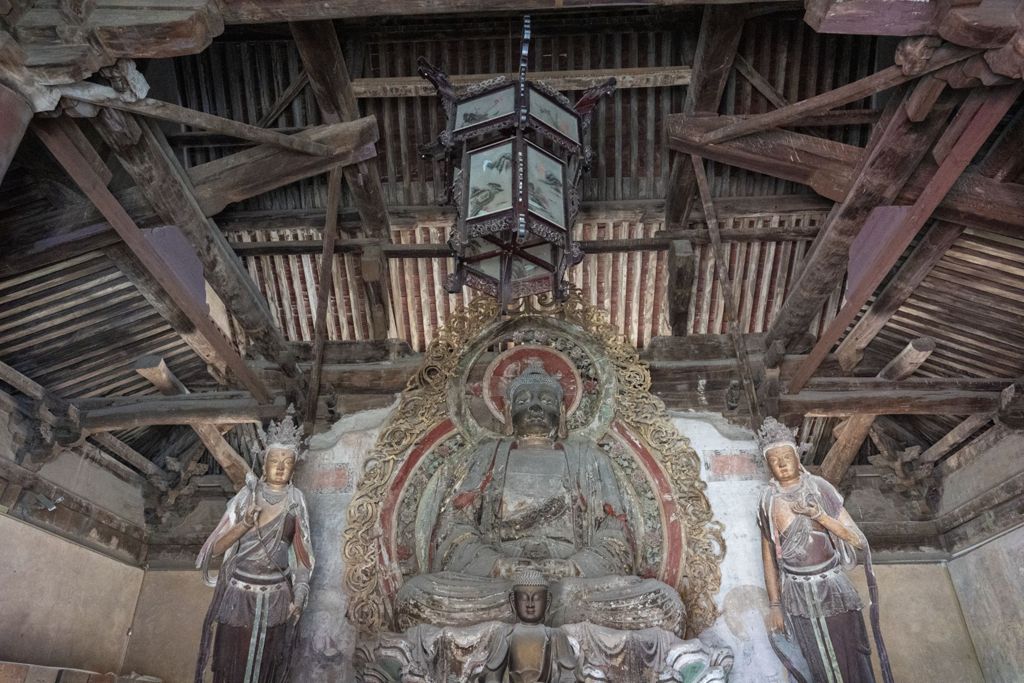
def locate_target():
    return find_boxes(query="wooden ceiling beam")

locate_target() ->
[91,109,303,386]
[818,337,934,484]
[786,82,1023,392]
[699,44,978,145]
[0,82,31,185]
[135,355,250,489]
[220,0,767,24]
[32,117,273,402]
[663,5,743,232]
[765,86,957,355]
[665,113,1024,235]
[77,392,286,431]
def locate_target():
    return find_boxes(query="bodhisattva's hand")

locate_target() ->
[537,558,580,578]
[768,605,786,634]
[241,502,261,529]
[289,585,309,622]
[789,501,823,521]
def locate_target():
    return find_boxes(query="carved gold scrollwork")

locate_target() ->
[343,290,725,637]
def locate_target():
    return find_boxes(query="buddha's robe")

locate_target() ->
[397,438,684,634]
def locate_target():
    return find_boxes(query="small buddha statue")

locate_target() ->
[473,570,579,683]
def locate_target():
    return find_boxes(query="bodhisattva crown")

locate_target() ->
[260,409,305,460]
[756,417,799,455]
[506,359,564,403]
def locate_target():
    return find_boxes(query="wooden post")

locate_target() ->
[668,240,696,335]
[304,167,343,429]
[0,82,32,185]
[818,338,934,483]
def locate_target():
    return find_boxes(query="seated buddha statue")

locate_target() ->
[396,362,685,634]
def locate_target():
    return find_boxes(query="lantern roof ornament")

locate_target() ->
[418,16,615,313]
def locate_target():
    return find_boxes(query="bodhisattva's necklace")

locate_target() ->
[260,482,289,506]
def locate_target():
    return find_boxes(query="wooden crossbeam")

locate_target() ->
[135,355,251,489]
[920,414,992,464]
[0,82,32,185]
[2,117,378,279]
[666,113,1024,237]
[78,393,286,431]
[787,82,1023,392]
[699,45,978,144]
[68,94,332,156]
[90,432,169,484]
[818,337,934,483]
[32,117,273,402]
[733,54,788,109]
[663,5,743,231]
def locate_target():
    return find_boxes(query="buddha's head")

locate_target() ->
[504,361,567,440]
[510,569,550,624]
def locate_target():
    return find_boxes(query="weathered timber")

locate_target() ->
[291,21,391,242]
[2,118,379,279]
[920,413,992,464]
[0,360,46,399]
[305,166,343,428]
[69,94,332,156]
[818,338,934,484]
[90,431,169,485]
[33,117,272,402]
[835,221,964,370]
[256,70,310,128]
[805,0,938,35]
[0,82,33,184]
[93,110,301,383]
[786,82,1022,392]
[732,53,789,109]
[663,5,743,231]
[780,388,1000,419]
[692,155,762,426]
[668,240,696,335]
[135,355,250,488]
[766,87,956,355]
[220,0,765,24]
[699,45,978,144]
[79,393,287,431]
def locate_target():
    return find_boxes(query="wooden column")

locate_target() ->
[818,337,934,483]
[0,82,31,185]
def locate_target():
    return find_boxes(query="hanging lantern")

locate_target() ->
[418,16,615,312]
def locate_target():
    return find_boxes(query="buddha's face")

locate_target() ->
[264,448,296,487]
[509,385,561,438]
[765,445,801,484]
[512,585,548,624]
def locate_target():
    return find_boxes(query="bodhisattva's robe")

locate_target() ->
[759,475,875,683]
[195,475,314,683]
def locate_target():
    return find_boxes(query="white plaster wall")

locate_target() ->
[0,514,143,672]
[36,451,146,526]
[948,525,1024,683]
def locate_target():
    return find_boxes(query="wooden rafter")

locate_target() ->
[787,82,1023,392]
[663,5,744,232]
[1,117,379,278]
[291,20,392,339]
[91,109,304,386]
[32,117,273,402]
[77,392,286,431]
